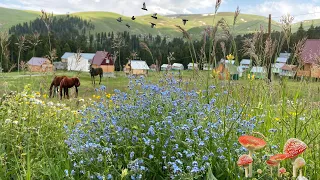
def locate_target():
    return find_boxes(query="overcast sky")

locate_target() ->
[1,0,320,22]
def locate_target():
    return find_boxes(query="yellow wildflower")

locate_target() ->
[226,54,235,60]
[251,74,255,80]
[121,169,128,179]
[275,117,280,121]
[96,96,101,99]
[43,94,48,99]
[93,95,96,98]
[109,100,113,103]
[247,74,251,79]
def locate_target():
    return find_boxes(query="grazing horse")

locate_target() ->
[49,76,67,98]
[59,77,80,99]
[89,65,103,85]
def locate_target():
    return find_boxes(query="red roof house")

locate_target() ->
[297,39,320,78]
[91,51,115,73]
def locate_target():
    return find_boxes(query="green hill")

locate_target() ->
[0,7,40,30]
[0,7,317,38]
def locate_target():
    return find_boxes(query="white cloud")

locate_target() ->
[243,1,320,22]
[0,0,221,16]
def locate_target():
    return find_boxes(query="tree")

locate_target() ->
[27,31,42,57]
[296,22,306,41]
[63,43,71,53]
[307,21,316,39]
[15,35,28,73]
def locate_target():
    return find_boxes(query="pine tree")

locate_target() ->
[63,43,71,53]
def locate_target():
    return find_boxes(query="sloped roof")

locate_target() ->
[240,59,251,65]
[220,59,235,64]
[92,51,113,65]
[251,66,266,73]
[172,63,184,67]
[301,39,320,64]
[281,64,297,71]
[276,57,288,63]
[279,53,290,58]
[129,60,150,70]
[273,63,285,69]
[27,57,50,66]
[61,52,74,59]
[62,52,95,60]
[188,63,198,67]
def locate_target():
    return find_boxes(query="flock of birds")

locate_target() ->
[116,2,189,29]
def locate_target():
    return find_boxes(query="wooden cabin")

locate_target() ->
[27,57,53,72]
[91,51,115,73]
[297,39,320,78]
[124,60,150,76]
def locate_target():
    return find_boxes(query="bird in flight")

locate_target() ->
[131,16,136,20]
[151,13,158,19]
[182,19,188,25]
[116,17,122,22]
[150,22,156,28]
[142,2,148,11]
[126,23,130,28]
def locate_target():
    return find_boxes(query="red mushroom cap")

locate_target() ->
[283,138,307,159]
[237,155,253,167]
[238,135,267,151]
[270,154,288,162]
[266,159,279,167]
[279,167,286,174]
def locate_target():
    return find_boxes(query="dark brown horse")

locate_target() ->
[49,76,67,98]
[90,65,103,85]
[59,77,80,99]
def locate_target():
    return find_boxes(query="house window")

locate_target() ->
[106,59,110,64]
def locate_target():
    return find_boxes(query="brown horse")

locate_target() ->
[49,76,67,98]
[59,77,80,99]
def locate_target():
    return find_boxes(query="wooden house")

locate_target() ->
[280,64,297,77]
[124,60,150,76]
[297,39,320,78]
[91,51,115,73]
[27,57,53,72]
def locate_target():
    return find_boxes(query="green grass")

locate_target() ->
[0,7,316,37]
[0,70,320,179]
[0,7,40,31]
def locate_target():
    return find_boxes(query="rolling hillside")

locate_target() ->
[0,7,317,38]
[0,7,40,30]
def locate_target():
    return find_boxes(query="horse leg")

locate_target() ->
[66,88,69,99]
[75,87,78,98]
[99,74,101,85]
[60,87,63,100]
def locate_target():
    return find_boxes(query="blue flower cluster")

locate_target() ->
[64,75,260,179]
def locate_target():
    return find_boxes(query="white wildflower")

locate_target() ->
[13,121,18,125]
[5,119,12,124]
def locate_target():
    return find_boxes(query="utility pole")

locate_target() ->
[267,14,272,82]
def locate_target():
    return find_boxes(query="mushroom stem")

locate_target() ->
[293,165,297,178]
[248,150,253,177]
[277,164,281,177]
[245,167,249,178]
[299,169,303,177]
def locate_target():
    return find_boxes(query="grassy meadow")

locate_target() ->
[0,69,320,179]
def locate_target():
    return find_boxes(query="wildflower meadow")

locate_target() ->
[1,0,320,180]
